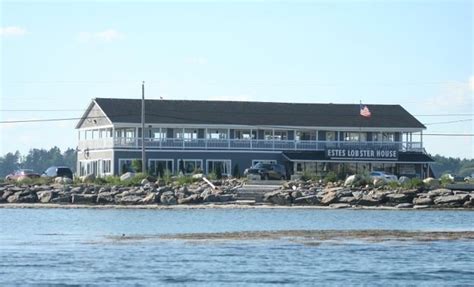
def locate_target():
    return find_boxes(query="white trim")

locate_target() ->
[80,149,283,154]
[177,159,203,174]
[252,159,277,166]
[118,158,141,174]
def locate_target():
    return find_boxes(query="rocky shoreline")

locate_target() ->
[1,177,473,210]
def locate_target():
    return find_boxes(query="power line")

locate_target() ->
[424,119,473,125]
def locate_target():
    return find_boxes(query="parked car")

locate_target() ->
[244,163,287,180]
[5,169,41,181]
[42,166,74,179]
[369,171,398,182]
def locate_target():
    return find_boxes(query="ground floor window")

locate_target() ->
[79,159,112,177]
[149,159,174,177]
[207,160,231,176]
[119,159,141,174]
[178,159,202,174]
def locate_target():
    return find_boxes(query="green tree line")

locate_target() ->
[0,147,76,177]
[430,154,474,178]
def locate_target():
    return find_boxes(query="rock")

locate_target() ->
[118,195,143,205]
[263,191,292,205]
[160,191,177,205]
[178,194,201,204]
[291,190,303,199]
[337,196,356,204]
[72,194,97,204]
[96,191,117,204]
[37,191,56,203]
[120,172,136,181]
[434,194,469,205]
[320,192,338,205]
[398,176,411,185]
[140,193,158,204]
[293,195,320,205]
[344,175,357,186]
[140,178,149,185]
[386,193,414,205]
[395,203,413,209]
[413,205,430,209]
[356,196,381,206]
[423,177,440,189]
[50,194,71,203]
[54,177,73,184]
[373,178,386,187]
[7,191,37,203]
[329,203,351,209]
[70,186,83,194]
[81,173,96,182]
[192,173,204,179]
[428,188,453,197]
[413,197,433,205]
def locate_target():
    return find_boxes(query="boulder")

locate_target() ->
[7,191,37,203]
[385,193,414,205]
[356,196,381,206]
[428,189,453,197]
[344,175,357,186]
[398,176,411,185]
[140,193,158,204]
[192,173,204,179]
[337,196,356,204]
[178,194,201,204]
[434,194,469,205]
[37,191,56,203]
[160,191,177,205]
[118,195,143,205]
[140,178,150,185]
[293,195,320,205]
[81,173,96,182]
[396,203,413,209]
[96,193,116,204]
[120,172,136,181]
[50,194,72,203]
[72,194,97,204]
[263,191,292,205]
[413,197,433,205]
[70,186,84,194]
[320,192,338,205]
[423,177,440,189]
[373,178,386,187]
[329,203,351,209]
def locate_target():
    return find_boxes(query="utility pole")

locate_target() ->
[141,81,147,174]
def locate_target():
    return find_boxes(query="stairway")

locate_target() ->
[235,182,282,202]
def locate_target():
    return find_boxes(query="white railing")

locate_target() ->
[78,138,424,152]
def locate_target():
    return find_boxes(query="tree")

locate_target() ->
[0,151,20,177]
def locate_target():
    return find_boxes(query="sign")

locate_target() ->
[325,148,398,160]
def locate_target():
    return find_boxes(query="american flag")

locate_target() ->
[360,103,371,117]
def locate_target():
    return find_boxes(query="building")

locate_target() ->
[76,98,434,178]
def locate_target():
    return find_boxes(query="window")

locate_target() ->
[102,160,111,174]
[178,159,202,174]
[343,132,367,142]
[149,159,174,176]
[263,130,288,140]
[234,129,253,139]
[207,160,231,176]
[296,131,316,141]
[373,132,395,142]
[207,129,228,139]
[147,128,166,139]
[175,128,198,140]
[326,131,336,141]
[119,159,140,174]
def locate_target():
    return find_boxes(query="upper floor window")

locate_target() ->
[234,129,254,139]
[147,128,166,139]
[296,130,316,141]
[343,132,367,142]
[373,132,394,142]
[326,131,336,141]
[207,129,228,140]
[264,130,288,140]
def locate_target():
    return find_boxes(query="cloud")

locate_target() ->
[0,26,27,37]
[469,75,474,92]
[78,29,124,43]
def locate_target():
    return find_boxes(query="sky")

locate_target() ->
[0,0,473,159]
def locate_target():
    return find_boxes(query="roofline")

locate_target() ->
[75,98,112,129]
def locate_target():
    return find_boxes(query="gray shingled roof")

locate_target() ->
[91,98,426,129]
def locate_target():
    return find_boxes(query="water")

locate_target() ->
[1,208,473,286]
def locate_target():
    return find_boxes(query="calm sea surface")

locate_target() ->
[1,208,473,286]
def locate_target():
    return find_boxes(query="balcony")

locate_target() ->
[78,137,424,153]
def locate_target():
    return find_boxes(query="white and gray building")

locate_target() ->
[76,98,433,178]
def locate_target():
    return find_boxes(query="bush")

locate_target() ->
[324,171,338,183]
[15,177,52,186]
[131,159,142,173]
[402,178,424,189]
[232,164,240,178]
[440,174,454,186]
[161,170,173,185]
[215,165,223,180]
[176,175,195,185]
[387,181,400,189]
[207,172,217,180]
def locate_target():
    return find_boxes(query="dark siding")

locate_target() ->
[198,129,205,139]
[288,130,294,140]
[318,131,326,141]
[167,129,174,138]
